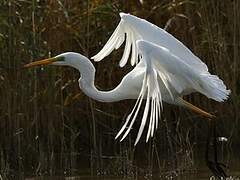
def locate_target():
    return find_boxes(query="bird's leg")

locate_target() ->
[205,119,227,180]
[177,98,215,119]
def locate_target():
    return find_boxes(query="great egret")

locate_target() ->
[24,13,230,146]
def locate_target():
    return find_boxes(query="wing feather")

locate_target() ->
[116,49,164,145]
[118,73,147,141]
[116,40,229,144]
[92,20,125,62]
[119,30,132,67]
[130,32,138,66]
[138,40,230,101]
[91,17,139,66]
[93,13,230,145]
[92,13,208,72]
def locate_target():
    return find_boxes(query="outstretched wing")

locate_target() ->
[115,45,163,145]
[91,15,139,67]
[115,40,190,145]
[115,40,230,145]
[92,12,208,72]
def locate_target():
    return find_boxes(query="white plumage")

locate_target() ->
[24,12,230,145]
[92,13,230,145]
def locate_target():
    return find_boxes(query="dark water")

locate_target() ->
[24,155,240,179]
[25,169,240,180]
[25,173,240,180]
[21,147,240,180]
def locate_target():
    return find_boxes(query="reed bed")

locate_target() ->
[0,0,239,179]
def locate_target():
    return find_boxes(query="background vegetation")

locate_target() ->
[0,0,239,179]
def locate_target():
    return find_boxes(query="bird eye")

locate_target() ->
[57,56,65,61]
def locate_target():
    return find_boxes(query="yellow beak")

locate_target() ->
[24,57,56,68]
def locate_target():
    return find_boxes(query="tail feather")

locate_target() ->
[200,74,230,102]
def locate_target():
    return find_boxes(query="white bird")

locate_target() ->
[24,13,230,145]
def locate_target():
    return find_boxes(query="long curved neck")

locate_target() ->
[79,78,123,102]
[72,58,124,102]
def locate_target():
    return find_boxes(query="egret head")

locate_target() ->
[24,52,95,83]
[24,52,91,68]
